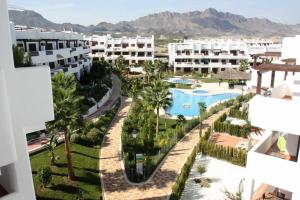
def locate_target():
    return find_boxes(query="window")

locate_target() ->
[28,43,37,52]
[59,43,64,49]
[46,43,53,50]
[147,44,152,48]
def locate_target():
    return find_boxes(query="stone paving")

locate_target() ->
[100,99,229,200]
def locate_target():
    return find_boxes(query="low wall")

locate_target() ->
[84,89,112,118]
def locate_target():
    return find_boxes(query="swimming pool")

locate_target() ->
[192,90,208,94]
[168,78,193,85]
[166,89,238,118]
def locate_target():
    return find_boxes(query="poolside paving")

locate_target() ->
[100,97,230,200]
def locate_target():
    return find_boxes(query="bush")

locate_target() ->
[197,164,206,175]
[86,128,102,144]
[38,167,52,188]
[213,113,250,138]
[171,145,198,200]
[198,140,247,166]
[70,133,81,144]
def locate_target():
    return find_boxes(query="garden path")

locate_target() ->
[99,98,229,200]
[86,73,121,119]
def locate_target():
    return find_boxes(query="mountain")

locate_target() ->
[8,8,300,37]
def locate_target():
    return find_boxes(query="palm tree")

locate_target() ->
[198,102,207,138]
[239,60,249,72]
[130,80,139,101]
[176,114,186,127]
[154,60,164,79]
[144,80,172,135]
[143,61,154,84]
[47,72,83,180]
[46,134,58,166]
[115,55,127,76]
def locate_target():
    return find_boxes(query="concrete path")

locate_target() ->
[86,73,121,119]
[100,98,229,200]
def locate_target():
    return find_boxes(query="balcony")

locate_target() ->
[246,131,299,193]
[252,183,292,200]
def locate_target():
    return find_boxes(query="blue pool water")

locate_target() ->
[168,78,193,85]
[192,90,208,94]
[166,89,238,118]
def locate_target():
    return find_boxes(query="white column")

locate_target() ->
[243,177,255,200]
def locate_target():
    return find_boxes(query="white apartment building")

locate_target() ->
[244,36,300,200]
[86,34,154,65]
[10,24,92,80]
[168,39,281,74]
[250,35,300,89]
[0,1,54,199]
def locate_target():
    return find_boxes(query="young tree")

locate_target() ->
[47,72,84,180]
[143,61,155,84]
[46,134,59,166]
[154,60,164,79]
[239,60,249,72]
[143,80,172,135]
[198,102,207,138]
[176,114,186,127]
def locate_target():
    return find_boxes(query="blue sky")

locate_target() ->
[8,0,300,26]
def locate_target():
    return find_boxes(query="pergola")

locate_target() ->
[214,68,251,81]
[252,59,300,94]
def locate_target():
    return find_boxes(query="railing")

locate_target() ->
[30,51,39,56]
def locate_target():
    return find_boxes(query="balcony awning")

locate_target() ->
[56,54,64,60]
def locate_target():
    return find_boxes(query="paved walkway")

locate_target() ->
[100,98,229,200]
[86,73,121,120]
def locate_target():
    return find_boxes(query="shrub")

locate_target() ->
[38,167,52,188]
[213,113,250,138]
[86,128,102,144]
[70,133,81,144]
[198,140,247,166]
[197,164,206,175]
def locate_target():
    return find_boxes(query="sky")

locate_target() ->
[8,0,300,26]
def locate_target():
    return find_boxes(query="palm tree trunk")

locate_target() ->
[51,151,55,166]
[156,107,160,136]
[64,132,75,180]
[199,120,202,138]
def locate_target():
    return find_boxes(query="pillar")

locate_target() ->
[270,70,275,88]
[257,71,262,94]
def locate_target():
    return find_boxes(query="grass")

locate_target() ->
[30,143,101,200]
[159,118,177,133]
[175,84,192,89]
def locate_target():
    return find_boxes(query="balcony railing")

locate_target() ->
[45,50,53,55]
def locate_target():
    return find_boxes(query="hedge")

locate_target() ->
[170,144,198,200]
[213,113,250,138]
[198,139,247,166]
[229,108,248,120]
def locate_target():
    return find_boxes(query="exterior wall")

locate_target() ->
[168,38,281,73]
[245,68,300,199]
[86,34,155,65]
[10,24,92,80]
[0,1,54,199]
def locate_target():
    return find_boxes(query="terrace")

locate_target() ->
[252,183,292,200]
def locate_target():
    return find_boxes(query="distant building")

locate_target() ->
[0,0,54,199]
[168,38,281,74]
[86,34,154,65]
[10,23,92,80]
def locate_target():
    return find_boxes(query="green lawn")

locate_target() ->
[159,118,177,133]
[30,144,101,200]
[175,84,192,89]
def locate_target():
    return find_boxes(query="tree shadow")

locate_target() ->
[72,150,99,159]
[49,184,80,194]
[75,172,100,186]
